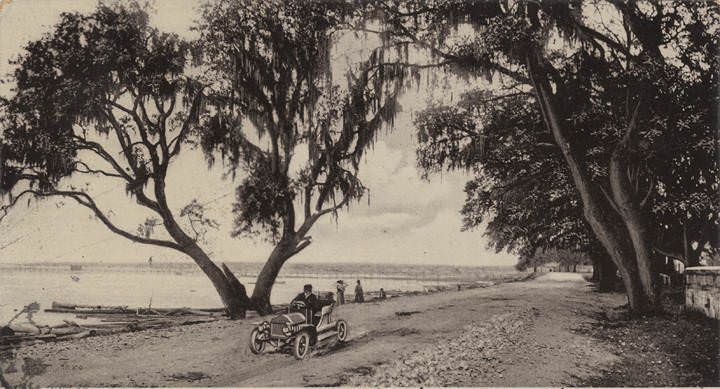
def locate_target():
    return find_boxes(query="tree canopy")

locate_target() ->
[193,0,403,312]
[1,3,201,245]
[368,0,719,312]
[0,3,254,317]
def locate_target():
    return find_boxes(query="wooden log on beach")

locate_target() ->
[56,330,94,341]
[179,317,218,326]
[52,301,129,310]
[7,323,41,334]
[35,334,57,342]
[0,334,34,344]
[0,333,56,345]
[2,314,220,346]
[99,318,136,323]
[136,308,165,316]
[88,327,125,336]
[46,307,130,314]
[63,319,80,327]
[47,302,225,316]
[49,327,84,336]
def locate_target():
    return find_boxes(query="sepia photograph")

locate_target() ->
[0,0,717,387]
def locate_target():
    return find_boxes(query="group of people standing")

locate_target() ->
[335,279,365,305]
[335,280,386,305]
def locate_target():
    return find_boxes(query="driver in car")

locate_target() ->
[292,284,323,323]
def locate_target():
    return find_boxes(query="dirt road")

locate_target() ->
[2,272,711,387]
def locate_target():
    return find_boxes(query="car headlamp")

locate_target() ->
[260,321,270,331]
[282,324,292,335]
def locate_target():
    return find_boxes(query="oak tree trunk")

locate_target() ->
[154,179,249,318]
[250,237,297,315]
[181,242,248,318]
[597,253,620,292]
[580,180,651,312]
[609,138,658,308]
[526,50,656,314]
[591,263,600,281]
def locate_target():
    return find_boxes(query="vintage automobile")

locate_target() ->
[248,295,348,359]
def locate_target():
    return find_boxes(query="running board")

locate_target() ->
[316,330,337,342]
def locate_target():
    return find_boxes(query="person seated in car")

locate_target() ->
[291,284,324,323]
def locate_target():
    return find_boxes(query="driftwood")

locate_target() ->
[52,302,128,310]
[59,330,94,340]
[49,327,83,336]
[3,302,223,349]
[45,302,224,316]
[46,308,130,315]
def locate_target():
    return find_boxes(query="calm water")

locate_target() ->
[0,268,448,326]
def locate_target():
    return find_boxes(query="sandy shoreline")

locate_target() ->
[0,274,527,349]
[1,272,716,387]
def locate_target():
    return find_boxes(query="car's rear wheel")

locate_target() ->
[336,319,348,342]
[249,328,265,354]
[294,331,311,359]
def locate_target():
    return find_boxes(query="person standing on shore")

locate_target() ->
[354,280,364,303]
[336,280,346,305]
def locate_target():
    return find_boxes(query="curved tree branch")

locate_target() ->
[168,89,204,160]
[73,136,134,182]
[72,161,126,179]
[2,189,180,250]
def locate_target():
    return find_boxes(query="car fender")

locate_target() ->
[297,324,317,344]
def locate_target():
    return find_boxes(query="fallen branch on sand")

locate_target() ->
[1,303,224,350]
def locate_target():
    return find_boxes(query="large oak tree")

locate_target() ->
[194,0,402,313]
[369,0,718,313]
[415,90,619,290]
[0,4,251,318]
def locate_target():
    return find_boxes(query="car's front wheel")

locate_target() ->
[249,328,265,354]
[293,331,311,360]
[336,319,348,342]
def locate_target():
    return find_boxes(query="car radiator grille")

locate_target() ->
[271,323,285,337]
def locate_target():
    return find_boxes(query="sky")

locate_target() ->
[0,0,518,267]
